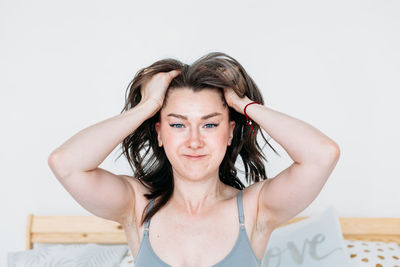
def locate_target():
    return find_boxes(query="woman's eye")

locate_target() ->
[170,124,184,128]
[205,123,219,128]
[169,123,219,129]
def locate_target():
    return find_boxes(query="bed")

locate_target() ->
[10,212,400,266]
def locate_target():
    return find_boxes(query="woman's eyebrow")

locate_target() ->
[167,112,222,120]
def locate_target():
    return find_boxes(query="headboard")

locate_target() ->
[25,213,400,250]
[25,214,125,249]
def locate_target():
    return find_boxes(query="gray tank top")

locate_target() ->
[133,190,262,266]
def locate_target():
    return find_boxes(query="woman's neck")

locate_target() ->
[170,175,227,216]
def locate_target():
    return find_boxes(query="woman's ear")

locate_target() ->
[228,120,236,146]
[155,122,162,147]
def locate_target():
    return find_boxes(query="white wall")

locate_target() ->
[1,0,399,265]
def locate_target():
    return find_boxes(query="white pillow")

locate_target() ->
[262,205,352,267]
[8,243,128,267]
[344,240,400,266]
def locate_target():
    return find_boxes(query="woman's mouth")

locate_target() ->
[184,155,206,160]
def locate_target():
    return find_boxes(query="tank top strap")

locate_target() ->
[144,198,155,232]
[237,190,245,226]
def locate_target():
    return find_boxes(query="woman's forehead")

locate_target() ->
[162,88,227,115]
[166,87,222,101]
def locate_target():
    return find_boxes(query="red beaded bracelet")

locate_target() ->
[244,102,261,135]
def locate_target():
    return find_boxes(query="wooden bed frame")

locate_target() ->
[25,213,400,250]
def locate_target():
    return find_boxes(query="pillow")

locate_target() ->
[262,205,353,267]
[8,243,128,267]
[119,251,135,267]
[344,240,400,266]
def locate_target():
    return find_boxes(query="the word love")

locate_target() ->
[263,233,343,267]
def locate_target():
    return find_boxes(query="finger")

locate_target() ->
[168,69,181,78]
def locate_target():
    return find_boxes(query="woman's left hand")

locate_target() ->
[223,87,253,115]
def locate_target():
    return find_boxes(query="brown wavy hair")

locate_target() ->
[117,52,280,226]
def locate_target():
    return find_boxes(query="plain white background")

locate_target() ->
[1,0,399,265]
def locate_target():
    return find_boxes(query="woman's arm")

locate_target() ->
[239,100,339,165]
[49,102,157,177]
[48,101,159,223]
[48,70,181,223]
[224,88,340,228]
[48,101,158,177]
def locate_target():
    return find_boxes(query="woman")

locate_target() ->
[48,52,340,266]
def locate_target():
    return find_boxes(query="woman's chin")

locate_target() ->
[178,171,215,182]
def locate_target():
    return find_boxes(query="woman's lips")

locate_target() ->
[184,155,206,160]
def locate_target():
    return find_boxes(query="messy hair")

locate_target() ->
[118,52,279,226]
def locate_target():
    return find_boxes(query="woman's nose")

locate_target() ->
[187,128,203,148]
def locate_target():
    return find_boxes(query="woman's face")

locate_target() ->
[155,88,235,181]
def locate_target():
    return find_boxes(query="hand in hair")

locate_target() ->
[223,87,253,115]
[140,69,181,109]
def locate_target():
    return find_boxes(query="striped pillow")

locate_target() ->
[8,243,128,267]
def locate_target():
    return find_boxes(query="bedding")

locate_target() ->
[8,236,400,267]
[9,206,400,267]
[7,243,128,267]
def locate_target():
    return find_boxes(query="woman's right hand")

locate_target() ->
[140,69,182,110]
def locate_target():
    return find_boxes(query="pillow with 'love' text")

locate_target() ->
[261,205,352,267]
